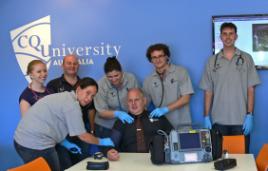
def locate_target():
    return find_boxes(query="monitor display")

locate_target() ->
[179,133,201,149]
[212,14,268,69]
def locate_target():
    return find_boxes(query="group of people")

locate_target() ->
[14,22,260,171]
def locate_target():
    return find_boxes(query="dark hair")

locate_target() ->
[104,56,122,74]
[27,60,46,75]
[220,22,237,33]
[146,43,170,62]
[75,77,98,91]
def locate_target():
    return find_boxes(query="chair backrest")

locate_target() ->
[7,157,51,171]
[222,135,245,154]
[256,144,268,171]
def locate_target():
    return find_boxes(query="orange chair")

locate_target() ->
[256,144,268,171]
[7,157,51,171]
[222,135,245,154]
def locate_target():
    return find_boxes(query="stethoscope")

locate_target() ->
[110,87,129,110]
[153,74,175,107]
[213,52,244,72]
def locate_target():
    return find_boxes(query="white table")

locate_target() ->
[65,153,257,171]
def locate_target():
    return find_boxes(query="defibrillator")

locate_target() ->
[150,128,213,164]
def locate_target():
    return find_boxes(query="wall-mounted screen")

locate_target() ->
[212,14,268,69]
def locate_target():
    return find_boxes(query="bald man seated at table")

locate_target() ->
[106,88,172,161]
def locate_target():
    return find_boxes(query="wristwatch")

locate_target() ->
[246,112,253,115]
[94,152,104,160]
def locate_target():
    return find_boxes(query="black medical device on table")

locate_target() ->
[86,152,109,170]
[150,128,213,164]
[214,150,237,170]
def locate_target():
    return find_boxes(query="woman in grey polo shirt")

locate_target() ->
[14,77,114,171]
[94,57,139,138]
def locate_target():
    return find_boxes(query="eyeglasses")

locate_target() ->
[151,54,166,61]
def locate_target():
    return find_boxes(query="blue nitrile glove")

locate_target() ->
[114,111,134,124]
[243,114,253,135]
[149,107,169,118]
[98,138,115,147]
[204,116,212,129]
[60,139,82,154]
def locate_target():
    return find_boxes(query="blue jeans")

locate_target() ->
[56,138,99,169]
[212,124,250,153]
[55,144,73,170]
[14,141,61,171]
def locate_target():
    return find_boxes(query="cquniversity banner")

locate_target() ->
[10,15,122,83]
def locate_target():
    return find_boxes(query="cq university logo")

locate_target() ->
[10,16,51,83]
[10,15,121,83]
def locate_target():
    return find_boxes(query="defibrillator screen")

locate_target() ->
[179,133,201,149]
